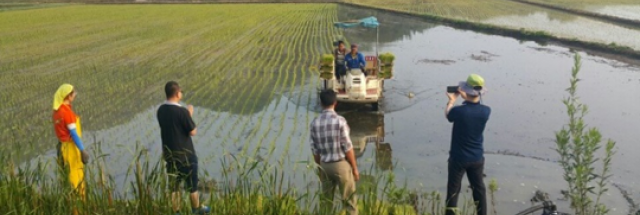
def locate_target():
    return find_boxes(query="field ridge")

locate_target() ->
[512,0,640,28]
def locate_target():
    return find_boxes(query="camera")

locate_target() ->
[447,86,459,93]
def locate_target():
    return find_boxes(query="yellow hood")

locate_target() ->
[53,84,74,111]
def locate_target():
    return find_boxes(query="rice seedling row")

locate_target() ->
[189,13,279,136]
[240,9,315,161]
[263,10,319,164]
[291,6,336,170]
[184,6,297,160]
[216,14,293,160]
[280,10,322,167]
[204,21,281,140]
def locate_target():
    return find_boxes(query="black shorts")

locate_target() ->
[166,159,199,193]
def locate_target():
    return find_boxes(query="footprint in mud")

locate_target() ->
[415,58,456,65]
[463,51,501,62]
[527,46,569,56]
[485,149,553,162]
[612,183,640,214]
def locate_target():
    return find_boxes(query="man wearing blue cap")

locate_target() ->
[444,74,491,215]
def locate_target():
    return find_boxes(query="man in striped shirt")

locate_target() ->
[310,90,359,215]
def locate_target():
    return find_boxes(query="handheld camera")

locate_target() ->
[446,86,459,93]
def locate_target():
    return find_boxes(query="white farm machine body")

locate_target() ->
[321,57,385,104]
[320,16,394,109]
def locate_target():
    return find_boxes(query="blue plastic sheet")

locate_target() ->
[334,16,379,29]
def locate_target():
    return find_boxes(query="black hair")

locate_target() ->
[66,90,75,99]
[471,86,483,102]
[165,81,181,99]
[338,40,345,45]
[319,90,337,108]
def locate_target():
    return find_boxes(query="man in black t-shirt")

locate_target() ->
[157,81,210,215]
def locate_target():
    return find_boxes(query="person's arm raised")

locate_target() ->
[186,105,197,136]
[445,92,459,118]
[187,105,194,117]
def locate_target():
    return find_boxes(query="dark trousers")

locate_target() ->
[335,64,347,80]
[445,158,486,215]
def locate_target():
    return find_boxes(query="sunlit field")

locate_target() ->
[0,4,485,215]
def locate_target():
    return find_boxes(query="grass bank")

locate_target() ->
[0,148,484,215]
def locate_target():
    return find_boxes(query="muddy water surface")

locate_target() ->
[345,16,640,213]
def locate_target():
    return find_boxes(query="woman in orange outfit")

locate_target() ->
[53,84,90,195]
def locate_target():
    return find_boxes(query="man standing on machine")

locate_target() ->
[334,41,347,81]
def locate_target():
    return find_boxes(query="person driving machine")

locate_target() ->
[344,44,366,75]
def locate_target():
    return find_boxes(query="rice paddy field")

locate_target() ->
[346,0,640,51]
[0,3,335,157]
[3,2,640,215]
[525,0,640,21]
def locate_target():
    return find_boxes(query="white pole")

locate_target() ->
[376,27,379,57]
[376,26,380,72]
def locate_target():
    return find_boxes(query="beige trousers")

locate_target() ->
[319,160,358,215]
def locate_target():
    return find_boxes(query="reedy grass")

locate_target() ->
[555,53,616,215]
[1,143,485,215]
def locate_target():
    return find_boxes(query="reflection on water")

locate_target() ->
[336,5,436,53]
[341,111,393,171]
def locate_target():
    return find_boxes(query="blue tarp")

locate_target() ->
[334,16,379,29]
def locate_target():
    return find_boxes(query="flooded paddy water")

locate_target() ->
[523,0,640,21]
[13,4,640,214]
[333,7,640,213]
[348,0,640,51]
